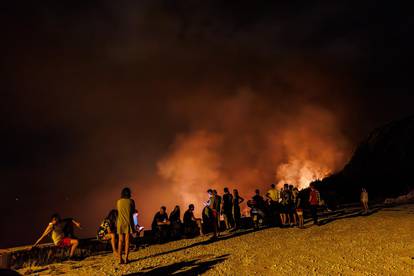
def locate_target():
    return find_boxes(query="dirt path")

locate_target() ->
[18,204,414,275]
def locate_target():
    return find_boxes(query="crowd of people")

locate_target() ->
[31,184,369,264]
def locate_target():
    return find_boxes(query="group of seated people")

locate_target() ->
[151,204,203,243]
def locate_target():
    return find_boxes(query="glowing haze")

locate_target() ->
[156,91,350,217]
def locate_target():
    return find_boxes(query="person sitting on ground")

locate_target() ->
[132,209,145,234]
[361,188,369,213]
[222,187,234,230]
[169,205,182,239]
[97,209,118,257]
[280,183,292,226]
[309,183,320,225]
[32,213,81,260]
[151,206,171,242]
[232,189,244,229]
[117,187,136,264]
[183,204,203,237]
[266,184,280,225]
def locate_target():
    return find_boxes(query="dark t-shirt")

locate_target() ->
[214,195,222,212]
[222,193,233,212]
[183,210,194,226]
[151,212,168,231]
[169,210,180,223]
[252,195,265,210]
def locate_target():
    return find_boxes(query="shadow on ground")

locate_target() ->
[125,254,229,275]
[318,207,382,226]
[129,229,255,263]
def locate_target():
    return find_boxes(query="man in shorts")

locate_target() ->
[266,184,280,225]
[32,213,81,259]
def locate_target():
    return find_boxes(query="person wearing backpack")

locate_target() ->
[97,209,118,258]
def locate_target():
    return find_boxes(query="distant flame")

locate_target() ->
[276,159,330,189]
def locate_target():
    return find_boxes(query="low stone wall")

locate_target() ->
[0,239,110,270]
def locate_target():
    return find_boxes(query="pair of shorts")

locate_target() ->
[58,237,72,247]
[281,204,289,213]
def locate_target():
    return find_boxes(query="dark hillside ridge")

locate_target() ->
[316,116,414,206]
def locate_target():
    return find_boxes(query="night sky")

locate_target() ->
[1,1,413,248]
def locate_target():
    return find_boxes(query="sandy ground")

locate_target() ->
[18,204,414,275]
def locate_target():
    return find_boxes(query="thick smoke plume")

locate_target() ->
[157,92,351,216]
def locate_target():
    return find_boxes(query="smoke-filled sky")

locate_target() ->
[1,1,413,247]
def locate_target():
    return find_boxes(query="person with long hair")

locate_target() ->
[232,189,244,229]
[117,187,135,264]
[97,209,118,257]
[169,205,182,239]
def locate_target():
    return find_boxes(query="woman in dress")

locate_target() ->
[117,187,135,264]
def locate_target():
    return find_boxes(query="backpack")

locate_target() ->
[97,219,111,240]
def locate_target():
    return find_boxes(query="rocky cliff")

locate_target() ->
[317,116,414,205]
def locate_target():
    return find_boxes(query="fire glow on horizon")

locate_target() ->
[156,93,350,216]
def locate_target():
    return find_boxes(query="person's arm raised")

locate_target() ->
[72,219,82,229]
[32,223,53,248]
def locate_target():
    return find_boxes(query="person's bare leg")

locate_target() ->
[196,220,203,236]
[212,216,218,238]
[118,234,124,264]
[110,233,118,258]
[225,215,230,230]
[125,233,130,263]
[292,213,297,225]
[69,239,79,258]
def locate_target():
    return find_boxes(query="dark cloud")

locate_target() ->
[1,1,413,247]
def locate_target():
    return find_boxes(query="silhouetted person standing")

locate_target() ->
[233,189,244,229]
[222,187,234,230]
[361,188,369,213]
[308,183,320,225]
[213,190,222,229]
[266,183,280,225]
[207,189,219,238]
